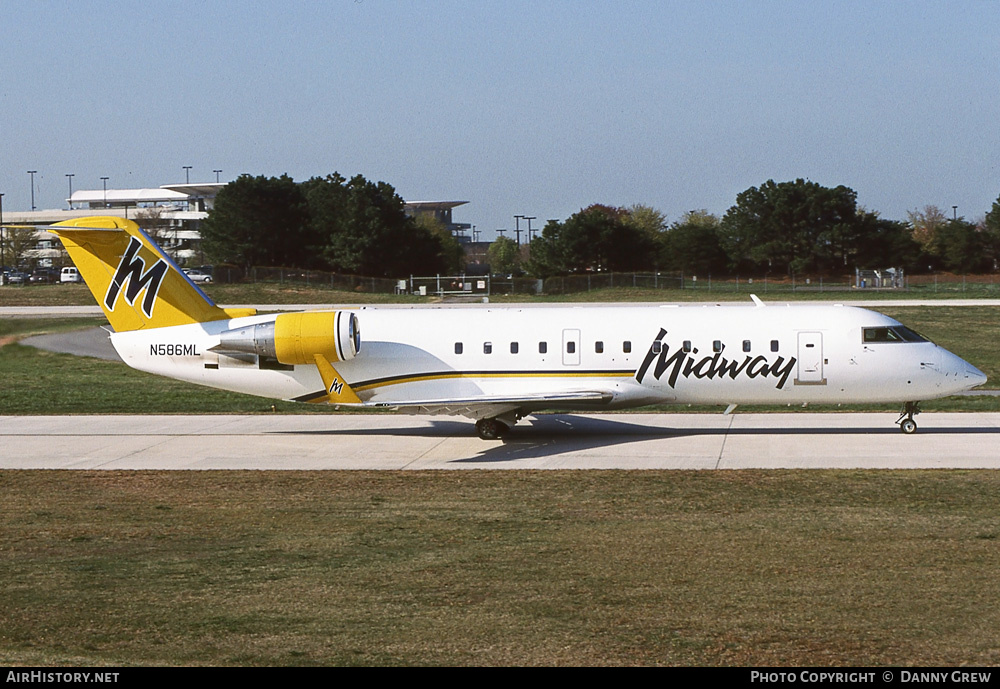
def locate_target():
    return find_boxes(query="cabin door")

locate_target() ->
[562,329,581,366]
[796,331,825,384]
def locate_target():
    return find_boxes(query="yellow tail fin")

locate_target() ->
[49,216,238,331]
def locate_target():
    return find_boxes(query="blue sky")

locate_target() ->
[2,1,998,239]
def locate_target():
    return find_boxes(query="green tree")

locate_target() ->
[930,219,990,273]
[303,173,451,277]
[983,195,1000,270]
[201,174,312,272]
[659,210,727,275]
[526,204,656,277]
[720,179,862,275]
[414,213,464,274]
[487,235,520,275]
[853,212,922,270]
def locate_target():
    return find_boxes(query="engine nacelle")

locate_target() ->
[214,311,360,364]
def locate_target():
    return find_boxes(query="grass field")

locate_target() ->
[2,470,999,666]
[2,305,999,665]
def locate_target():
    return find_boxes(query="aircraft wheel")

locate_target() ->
[475,418,508,440]
[900,418,917,434]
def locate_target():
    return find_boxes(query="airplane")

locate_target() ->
[39,216,987,439]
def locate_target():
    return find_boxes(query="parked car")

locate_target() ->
[30,268,58,284]
[183,269,213,284]
[60,267,82,283]
[6,270,30,284]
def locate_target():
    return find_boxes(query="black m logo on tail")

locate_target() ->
[104,236,169,318]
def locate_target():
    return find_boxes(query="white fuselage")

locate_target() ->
[110,303,986,414]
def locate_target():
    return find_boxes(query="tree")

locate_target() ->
[487,235,519,275]
[720,179,862,275]
[303,173,450,277]
[930,219,990,273]
[659,210,727,275]
[526,204,657,277]
[413,213,464,274]
[853,212,921,270]
[201,174,313,272]
[907,205,949,252]
[3,226,39,269]
[983,195,1000,270]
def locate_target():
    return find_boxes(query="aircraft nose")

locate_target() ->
[938,349,987,392]
[966,363,987,389]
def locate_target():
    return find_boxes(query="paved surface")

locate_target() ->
[2,412,998,470]
[21,326,121,361]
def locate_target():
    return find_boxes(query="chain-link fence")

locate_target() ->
[202,265,1000,298]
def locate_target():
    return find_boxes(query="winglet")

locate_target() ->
[314,354,362,404]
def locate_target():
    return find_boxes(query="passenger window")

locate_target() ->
[567,341,576,354]
[595,341,604,354]
[455,342,463,355]
[713,340,722,353]
[770,340,779,352]
[484,342,492,354]
[652,341,662,354]
[743,340,751,352]
[510,342,519,354]
[683,340,692,353]
[623,341,631,353]
[539,341,547,354]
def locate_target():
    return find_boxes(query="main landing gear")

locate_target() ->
[475,418,509,440]
[896,401,921,434]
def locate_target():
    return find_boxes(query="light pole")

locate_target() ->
[1,193,5,276]
[213,169,222,183]
[953,205,958,221]
[27,171,37,211]
[66,174,75,210]
[183,166,192,184]
[101,177,109,208]
[524,216,536,243]
[514,215,524,246]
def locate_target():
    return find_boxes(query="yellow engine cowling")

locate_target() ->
[213,311,360,364]
[273,311,359,364]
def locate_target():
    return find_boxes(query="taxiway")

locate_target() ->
[2,412,997,470]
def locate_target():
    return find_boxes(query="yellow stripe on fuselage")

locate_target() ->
[352,369,635,393]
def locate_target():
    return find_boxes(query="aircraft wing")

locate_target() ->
[367,390,614,419]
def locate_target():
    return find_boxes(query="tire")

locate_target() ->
[475,418,508,440]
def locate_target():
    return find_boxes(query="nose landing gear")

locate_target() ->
[896,401,921,434]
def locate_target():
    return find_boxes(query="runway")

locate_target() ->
[2,412,998,470]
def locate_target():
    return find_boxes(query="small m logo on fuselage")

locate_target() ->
[104,236,169,319]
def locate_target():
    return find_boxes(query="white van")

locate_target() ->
[60,267,81,283]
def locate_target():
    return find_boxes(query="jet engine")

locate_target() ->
[213,311,360,364]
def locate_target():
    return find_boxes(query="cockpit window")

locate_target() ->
[863,326,929,344]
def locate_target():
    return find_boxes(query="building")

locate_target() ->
[403,201,472,242]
